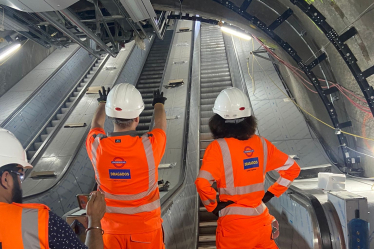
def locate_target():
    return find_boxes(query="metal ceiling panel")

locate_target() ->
[0,0,78,12]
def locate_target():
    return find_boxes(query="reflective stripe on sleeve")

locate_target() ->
[22,209,41,249]
[201,199,217,206]
[91,134,106,185]
[276,177,292,187]
[275,157,295,171]
[219,202,267,217]
[197,170,215,184]
[260,136,268,175]
[106,199,161,215]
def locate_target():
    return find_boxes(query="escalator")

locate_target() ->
[26,54,108,162]
[136,30,174,135]
[198,25,233,249]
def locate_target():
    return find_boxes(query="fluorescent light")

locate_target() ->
[0,43,21,61]
[221,26,252,40]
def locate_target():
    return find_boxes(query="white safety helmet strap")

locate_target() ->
[0,128,32,169]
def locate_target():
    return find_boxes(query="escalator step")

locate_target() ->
[200,98,216,106]
[137,83,161,89]
[34,142,43,150]
[139,74,163,80]
[200,125,210,133]
[51,120,60,127]
[200,81,232,88]
[200,141,213,150]
[201,86,231,94]
[27,151,36,160]
[139,116,152,123]
[40,134,49,142]
[139,87,160,94]
[140,110,154,116]
[200,93,220,99]
[200,117,211,126]
[201,68,229,75]
[200,72,230,79]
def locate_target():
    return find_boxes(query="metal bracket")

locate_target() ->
[240,0,253,12]
[268,8,293,31]
[323,87,339,95]
[306,53,327,71]
[339,27,357,43]
[338,121,352,129]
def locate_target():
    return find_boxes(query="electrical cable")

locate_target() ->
[252,36,372,114]
[251,52,374,142]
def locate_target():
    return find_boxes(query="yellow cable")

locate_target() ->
[0,39,29,66]
[252,55,374,142]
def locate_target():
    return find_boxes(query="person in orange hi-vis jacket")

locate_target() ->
[195,87,301,249]
[86,83,167,249]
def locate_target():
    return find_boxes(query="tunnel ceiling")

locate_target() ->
[151,0,374,176]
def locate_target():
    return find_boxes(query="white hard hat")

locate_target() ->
[105,83,144,119]
[0,128,32,169]
[213,87,252,119]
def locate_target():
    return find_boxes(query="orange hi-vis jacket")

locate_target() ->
[195,135,300,219]
[0,202,50,249]
[86,128,166,235]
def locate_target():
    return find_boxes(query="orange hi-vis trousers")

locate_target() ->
[216,211,279,249]
[103,228,164,249]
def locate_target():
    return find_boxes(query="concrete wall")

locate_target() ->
[0,40,54,97]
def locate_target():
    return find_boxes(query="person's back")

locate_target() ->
[86,128,166,234]
[195,87,300,249]
[86,84,167,248]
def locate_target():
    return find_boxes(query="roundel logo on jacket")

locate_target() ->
[111,157,127,168]
[244,146,254,157]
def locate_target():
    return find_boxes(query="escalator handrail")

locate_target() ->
[267,171,333,249]
[0,46,81,127]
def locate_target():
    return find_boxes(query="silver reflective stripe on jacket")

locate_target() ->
[22,209,41,249]
[101,134,159,214]
[91,133,106,185]
[106,199,161,215]
[197,170,215,184]
[260,136,268,174]
[219,202,266,217]
[216,138,266,196]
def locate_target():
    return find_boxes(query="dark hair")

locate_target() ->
[111,118,134,129]
[209,114,257,140]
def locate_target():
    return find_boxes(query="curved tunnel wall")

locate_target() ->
[151,0,374,177]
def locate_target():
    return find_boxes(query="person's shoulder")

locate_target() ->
[148,128,166,139]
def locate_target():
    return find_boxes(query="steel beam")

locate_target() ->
[59,9,117,57]
[37,12,100,58]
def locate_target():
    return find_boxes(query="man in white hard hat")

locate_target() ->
[0,128,106,249]
[86,83,167,249]
[195,87,300,249]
